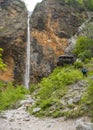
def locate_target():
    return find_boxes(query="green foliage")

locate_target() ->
[84,58,90,64]
[40,98,53,109]
[63,107,84,119]
[0,82,28,111]
[84,0,93,11]
[52,110,64,118]
[30,66,82,117]
[29,59,93,119]
[29,59,93,118]
[38,67,82,100]
[64,0,84,7]
[29,84,38,94]
[64,0,93,10]
[73,36,93,61]
[81,80,93,119]
[65,0,78,4]
[74,60,83,68]
[0,48,6,71]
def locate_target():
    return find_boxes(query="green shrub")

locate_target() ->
[65,0,93,11]
[37,67,82,100]
[0,48,6,71]
[84,0,93,11]
[30,66,82,117]
[80,80,93,120]
[40,98,53,109]
[0,82,28,111]
[74,60,83,68]
[86,81,93,117]
[84,59,90,64]
[29,84,38,94]
[52,110,64,118]
[73,36,93,61]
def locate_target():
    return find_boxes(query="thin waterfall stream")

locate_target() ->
[24,12,31,89]
[22,0,43,88]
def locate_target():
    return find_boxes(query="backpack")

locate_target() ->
[82,68,87,73]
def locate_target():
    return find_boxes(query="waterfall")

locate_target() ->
[22,0,42,88]
[24,12,31,89]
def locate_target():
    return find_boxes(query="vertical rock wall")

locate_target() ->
[0,0,88,84]
[0,0,27,83]
[28,0,88,83]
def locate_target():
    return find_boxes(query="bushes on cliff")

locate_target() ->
[84,0,93,11]
[73,36,93,61]
[65,0,93,10]
[65,0,84,7]
[0,48,6,71]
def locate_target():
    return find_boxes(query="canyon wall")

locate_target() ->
[0,0,88,84]
[0,0,27,83]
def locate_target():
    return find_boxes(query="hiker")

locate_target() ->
[81,68,88,77]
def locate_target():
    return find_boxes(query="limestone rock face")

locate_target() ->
[0,0,27,83]
[29,0,88,83]
[0,0,88,84]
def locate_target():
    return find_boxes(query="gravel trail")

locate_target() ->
[0,96,76,130]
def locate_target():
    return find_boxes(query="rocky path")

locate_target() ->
[0,95,93,130]
[0,95,76,130]
[0,109,76,130]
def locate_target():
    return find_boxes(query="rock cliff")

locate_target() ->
[29,0,88,83]
[0,0,27,83]
[0,0,89,84]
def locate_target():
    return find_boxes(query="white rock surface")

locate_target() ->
[0,95,76,130]
[0,95,92,130]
